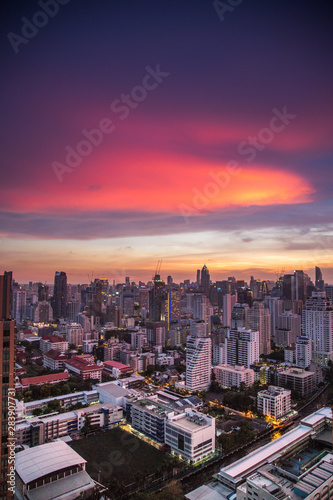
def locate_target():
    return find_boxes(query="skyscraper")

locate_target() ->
[52,271,67,319]
[193,293,211,335]
[200,264,210,297]
[225,327,259,368]
[315,266,324,292]
[0,272,16,499]
[186,336,211,391]
[247,302,271,355]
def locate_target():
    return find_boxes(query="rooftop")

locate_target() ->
[15,441,86,484]
[21,372,69,386]
[65,357,102,372]
[42,334,67,343]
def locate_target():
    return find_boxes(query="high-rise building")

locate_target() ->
[200,265,210,297]
[296,336,312,368]
[265,296,284,343]
[193,293,211,335]
[149,274,165,322]
[247,302,271,355]
[12,289,27,323]
[161,288,181,330]
[122,293,135,317]
[315,266,324,291]
[0,272,16,499]
[186,336,211,391]
[277,310,301,345]
[222,293,237,327]
[52,271,67,319]
[230,303,249,329]
[302,291,333,366]
[225,327,259,368]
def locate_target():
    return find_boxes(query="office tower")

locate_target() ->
[296,336,312,368]
[237,287,253,308]
[302,291,333,366]
[225,327,259,368]
[222,294,237,327]
[167,275,173,285]
[12,289,27,323]
[230,303,249,329]
[247,301,271,355]
[315,266,324,291]
[125,276,130,287]
[200,264,210,297]
[122,293,135,317]
[149,274,165,322]
[196,269,200,288]
[52,271,67,319]
[161,288,181,330]
[186,336,211,391]
[282,274,295,301]
[193,293,211,335]
[0,272,16,499]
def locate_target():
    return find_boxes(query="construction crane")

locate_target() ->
[153,259,162,279]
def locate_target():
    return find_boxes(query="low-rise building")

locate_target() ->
[64,356,102,381]
[20,371,69,391]
[103,360,134,379]
[257,385,291,419]
[43,349,69,370]
[214,364,255,388]
[131,398,172,443]
[277,367,315,396]
[165,409,215,463]
[15,441,96,500]
[40,334,68,353]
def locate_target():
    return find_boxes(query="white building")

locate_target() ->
[214,364,254,388]
[186,336,211,391]
[165,409,215,463]
[296,336,312,368]
[225,327,259,368]
[66,323,83,346]
[302,291,333,365]
[277,310,301,344]
[257,385,291,419]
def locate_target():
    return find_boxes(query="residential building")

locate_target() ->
[302,291,333,366]
[225,327,259,368]
[40,334,69,353]
[296,336,312,368]
[131,398,171,443]
[277,367,315,396]
[257,385,291,419]
[186,336,211,391]
[247,301,271,355]
[214,364,254,388]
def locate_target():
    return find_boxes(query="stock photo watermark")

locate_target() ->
[7,0,72,54]
[213,0,244,23]
[179,106,297,223]
[7,388,16,495]
[52,65,170,182]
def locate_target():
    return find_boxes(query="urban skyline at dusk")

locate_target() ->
[1,0,333,282]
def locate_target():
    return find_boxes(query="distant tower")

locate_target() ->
[201,265,210,297]
[52,271,67,319]
[315,266,324,291]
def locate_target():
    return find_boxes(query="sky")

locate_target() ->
[1,0,333,284]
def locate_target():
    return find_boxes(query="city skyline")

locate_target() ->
[1,0,333,283]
